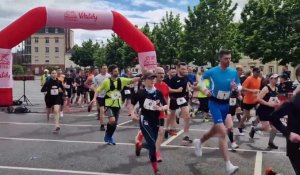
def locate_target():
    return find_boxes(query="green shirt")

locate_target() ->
[96,77,133,108]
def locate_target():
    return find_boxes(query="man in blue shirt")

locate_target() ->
[193,49,241,175]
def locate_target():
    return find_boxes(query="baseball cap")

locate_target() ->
[280,74,288,80]
[143,72,157,80]
[44,69,49,72]
[270,73,279,79]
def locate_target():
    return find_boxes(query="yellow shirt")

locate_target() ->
[96,77,133,108]
[198,79,210,98]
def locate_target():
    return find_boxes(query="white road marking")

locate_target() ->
[117,120,132,126]
[161,130,184,146]
[0,137,285,154]
[0,165,129,175]
[254,151,263,175]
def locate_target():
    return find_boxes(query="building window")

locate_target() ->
[35,59,39,62]
[55,56,59,58]
[259,66,264,72]
[34,37,38,43]
[45,47,49,53]
[269,66,274,73]
[45,37,49,43]
[34,47,38,52]
[55,37,59,43]
[45,60,49,63]
[45,28,48,33]
[55,47,59,52]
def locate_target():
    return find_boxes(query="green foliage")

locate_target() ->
[180,0,240,67]
[13,65,24,75]
[71,39,100,67]
[239,0,300,65]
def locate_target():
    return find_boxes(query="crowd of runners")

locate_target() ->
[40,49,300,175]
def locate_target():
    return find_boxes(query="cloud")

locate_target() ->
[131,0,163,8]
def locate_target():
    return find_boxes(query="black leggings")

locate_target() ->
[289,156,300,175]
[140,116,159,162]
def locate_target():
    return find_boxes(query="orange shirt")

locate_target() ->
[242,76,261,104]
[57,75,65,83]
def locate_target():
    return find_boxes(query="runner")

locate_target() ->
[41,69,65,133]
[168,62,191,145]
[64,71,75,112]
[268,65,300,175]
[249,73,280,149]
[121,68,134,115]
[93,64,110,131]
[238,67,261,135]
[129,72,167,175]
[91,64,140,145]
[41,69,50,87]
[70,69,77,104]
[85,68,99,104]
[57,68,65,118]
[75,70,87,107]
[193,49,239,175]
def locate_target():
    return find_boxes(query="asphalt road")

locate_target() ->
[0,79,295,175]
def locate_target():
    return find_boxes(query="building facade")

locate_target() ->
[23,27,74,75]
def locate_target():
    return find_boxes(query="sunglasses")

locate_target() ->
[146,76,156,80]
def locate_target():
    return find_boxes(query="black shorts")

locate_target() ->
[242,103,257,111]
[97,97,105,107]
[198,97,209,113]
[77,87,85,96]
[159,118,165,127]
[45,96,62,108]
[256,107,273,121]
[72,87,77,94]
[66,89,72,98]
[105,107,120,122]
[169,97,188,110]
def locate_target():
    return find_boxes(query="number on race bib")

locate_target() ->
[143,98,156,111]
[111,91,121,100]
[176,97,187,105]
[65,85,70,89]
[50,89,59,95]
[217,91,230,100]
[229,98,237,106]
[124,90,131,95]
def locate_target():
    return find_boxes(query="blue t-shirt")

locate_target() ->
[187,74,197,84]
[202,66,240,100]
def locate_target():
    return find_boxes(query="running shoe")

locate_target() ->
[193,139,202,157]
[156,152,162,162]
[52,127,60,134]
[168,130,177,136]
[249,127,255,139]
[226,165,239,175]
[109,137,116,145]
[231,142,239,150]
[182,136,193,144]
[268,142,278,149]
[100,124,105,131]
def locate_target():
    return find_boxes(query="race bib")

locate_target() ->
[216,91,230,100]
[50,89,59,95]
[269,97,278,103]
[65,85,70,89]
[98,91,105,98]
[111,91,121,100]
[124,90,131,95]
[176,97,187,105]
[143,98,156,111]
[229,98,237,106]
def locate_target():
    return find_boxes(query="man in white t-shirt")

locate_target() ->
[92,64,111,131]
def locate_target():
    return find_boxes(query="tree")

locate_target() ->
[181,0,240,67]
[239,0,300,65]
[71,39,100,67]
[13,65,24,75]
[153,12,182,66]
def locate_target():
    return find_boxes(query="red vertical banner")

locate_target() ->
[0,48,13,106]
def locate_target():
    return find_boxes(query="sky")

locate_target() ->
[0,0,248,46]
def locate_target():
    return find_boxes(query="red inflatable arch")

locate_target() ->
[0,7,157,106]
